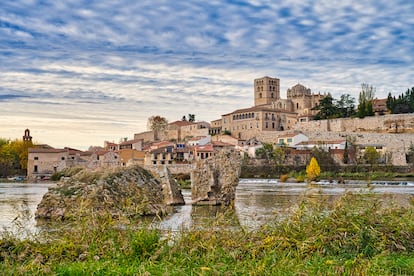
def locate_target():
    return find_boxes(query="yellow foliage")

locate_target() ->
[306,157,321,181]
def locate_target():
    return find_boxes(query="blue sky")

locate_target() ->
[1,0,414,149]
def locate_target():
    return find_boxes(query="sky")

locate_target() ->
[1,0,414,149]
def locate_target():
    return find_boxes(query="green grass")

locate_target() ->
[1,192,414,275]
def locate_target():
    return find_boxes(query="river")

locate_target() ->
[1,179,414,236]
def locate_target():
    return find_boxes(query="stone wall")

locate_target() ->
[191,150,242,206]
[294,114,414,133]
[253,114,414,166]
[144,164,194,175]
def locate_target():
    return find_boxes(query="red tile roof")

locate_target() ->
[194,144,214,152]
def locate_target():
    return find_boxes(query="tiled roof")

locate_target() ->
[277,131,304,138]
[29,148,67,153]
[169,120,196,127]
[194,144,214,152]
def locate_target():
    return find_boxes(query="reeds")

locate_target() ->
[1,192,413,275]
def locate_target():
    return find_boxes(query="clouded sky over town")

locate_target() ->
[1,0,414,148]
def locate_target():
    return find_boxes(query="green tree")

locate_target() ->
[336,94,356,118]
[313,93,338,120]
[357,83,375,118]
[255,143,274,162]
[306,157,320,182]
[188,114,195,122]
[343,140,349,164]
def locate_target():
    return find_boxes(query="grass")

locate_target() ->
[1,192,414,275]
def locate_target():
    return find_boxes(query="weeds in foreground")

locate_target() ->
[1,192,414,275]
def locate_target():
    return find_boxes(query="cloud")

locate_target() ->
[1,0,414,147]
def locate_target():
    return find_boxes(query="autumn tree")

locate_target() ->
[363,146,380,168]
[306,157,321,182]
[0,139,33,176]
[273,146,287,166]
[147,115,168,140]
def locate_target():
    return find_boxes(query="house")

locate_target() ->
[89,150,120,168]
[236,137,262,158]
[193,144,214,160]
[104,141,119,151]
[27,148,69,180]
[187,135,211,146]
[119,139,143,150]
[117,149,146,166]
[277,132,308,147]
[145,147,175,165]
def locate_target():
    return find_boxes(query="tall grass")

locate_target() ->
[1,192,413,275]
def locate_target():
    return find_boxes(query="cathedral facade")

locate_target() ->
[215,76,325,140]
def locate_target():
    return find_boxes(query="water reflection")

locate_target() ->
[1,179,414,236]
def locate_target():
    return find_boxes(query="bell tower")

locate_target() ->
[254,76,280,106]
[23,129,32,142]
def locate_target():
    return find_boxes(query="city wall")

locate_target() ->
[294,114,414,133]
[255,114,414,166]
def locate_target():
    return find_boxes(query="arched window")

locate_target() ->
[296,103,299,109]
[259,93,262,98]
[271,93,274,98]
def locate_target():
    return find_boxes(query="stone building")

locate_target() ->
[214,76,324,140]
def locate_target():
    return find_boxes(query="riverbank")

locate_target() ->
[1,192,413,275]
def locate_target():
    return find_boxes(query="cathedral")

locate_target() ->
[212,76,325,139]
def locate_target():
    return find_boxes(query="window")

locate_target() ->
[259,93,262,98]
[287,138,292,143]
[61,157,65,160]
[34,156,38,160]
[265,122,268,128]
[34,165,38,173]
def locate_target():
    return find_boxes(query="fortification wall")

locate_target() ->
[294,114,414,133]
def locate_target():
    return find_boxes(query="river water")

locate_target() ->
[1,179,414,236]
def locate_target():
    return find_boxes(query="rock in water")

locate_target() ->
[36,165,184,220]
[191,150,242,206]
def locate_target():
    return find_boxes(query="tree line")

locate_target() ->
[312,83,414,120]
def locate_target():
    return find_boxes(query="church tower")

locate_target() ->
[254,76,280,106]
[23,129,32,142]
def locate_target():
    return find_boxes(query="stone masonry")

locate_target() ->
[191,150,242,206]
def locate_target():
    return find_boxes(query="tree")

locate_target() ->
[312,93,355,120]
[312,93,338,120]
[343,139,349,164]
[306,157,320,182]
[188,114,195,122]
[357,83,375,118]
[363,146,380,168]
[273,146,286,166]
[255,143,274,162]
[147,115,168,140]
[336,94,356,118]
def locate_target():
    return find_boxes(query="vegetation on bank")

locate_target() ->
[0,138,33,178]
[1,192,413,275]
